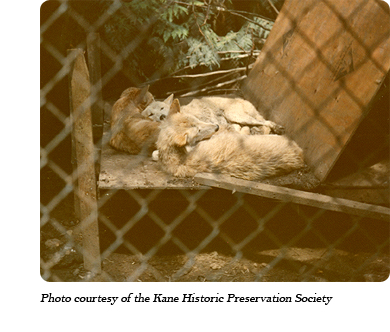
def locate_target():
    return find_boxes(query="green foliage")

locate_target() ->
[182,15,273,70]
[103,0,274,80]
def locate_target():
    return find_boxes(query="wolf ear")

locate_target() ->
[174,133,187,147]
[135,85,150,104]
[163,94,174,106]
[168,98,181,117]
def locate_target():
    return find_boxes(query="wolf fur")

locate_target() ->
[157,99,305,180]
[110,86,163,155]
[183,96,284,135]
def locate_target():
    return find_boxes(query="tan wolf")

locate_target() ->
[157,99,305,180]
[109,86,162,155]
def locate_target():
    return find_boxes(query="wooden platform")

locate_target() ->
[98,124,389,220]
[320,160,390,206]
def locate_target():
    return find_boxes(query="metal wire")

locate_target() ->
[40,0,389,282]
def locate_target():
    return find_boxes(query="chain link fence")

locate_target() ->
[41,0,390,282]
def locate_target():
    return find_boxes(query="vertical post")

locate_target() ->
[69,92,81,224]
[68,50,81,237]
[68,48,101,274]
[87,33,104,147]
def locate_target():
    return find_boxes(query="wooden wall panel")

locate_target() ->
[242,0,390,181]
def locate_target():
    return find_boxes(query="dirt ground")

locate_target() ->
[40,184,390,282]
[99,249,390,282]
[42,239,389,282]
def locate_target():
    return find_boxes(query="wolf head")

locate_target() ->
[119,85,155,111]
[141,94,174,121]
[110,85,155,127]
[160,99,220,148]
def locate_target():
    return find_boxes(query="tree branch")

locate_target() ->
[266,0,280,15]
[171,67,246,79]
[178,75,247,97]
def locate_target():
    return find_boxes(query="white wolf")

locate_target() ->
[156,99,305,181]
[143,95,284,135]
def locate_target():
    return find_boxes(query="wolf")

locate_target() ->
[156,99,305,181]
[143,95,284,135]
[182,96,284,135]
[141,94,174,121]
[109,86,163,155]
[110,86,154,126]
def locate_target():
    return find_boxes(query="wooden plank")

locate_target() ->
[321,187,389,207]
[194,173,390,221]
[69,49,101,274]
[242,0,390,182]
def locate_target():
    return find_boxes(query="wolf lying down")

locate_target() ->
[156,99,305,181]
[109,86,174,154]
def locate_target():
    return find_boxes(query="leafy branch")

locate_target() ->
[102,0,277,96]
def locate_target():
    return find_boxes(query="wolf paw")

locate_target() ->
[240,126,251,135]
[152,150,159,161]
[250,126,271,135]
[271,124,285,135]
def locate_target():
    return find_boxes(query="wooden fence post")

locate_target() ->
[68,48,101,274]
[87,32,104,148]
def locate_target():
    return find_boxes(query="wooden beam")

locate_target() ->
[194,173,390,221]
[68,49,101,274]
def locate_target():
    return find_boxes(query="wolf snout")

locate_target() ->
[160,114,166,121]
[215,124,219,131]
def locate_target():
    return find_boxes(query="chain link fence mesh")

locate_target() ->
[41,0,389,282]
